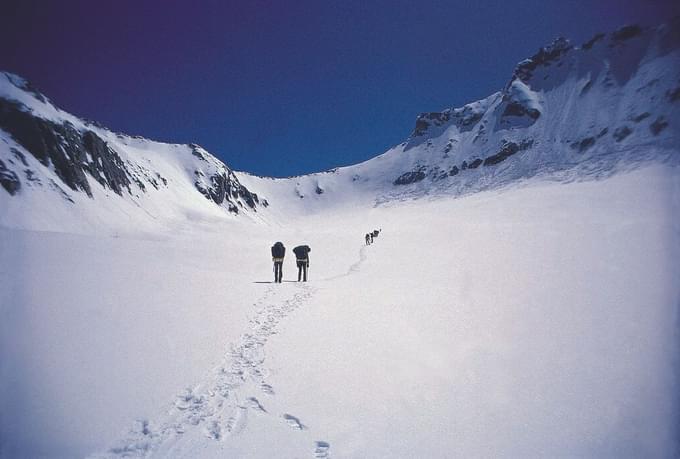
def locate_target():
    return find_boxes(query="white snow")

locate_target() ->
[1,19,680,459]
[0,72,82,127]
[1,164,678,458]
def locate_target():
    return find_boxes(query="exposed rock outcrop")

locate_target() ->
[0,159,20,195]
[0,99,118,197]
[0,88,266,213]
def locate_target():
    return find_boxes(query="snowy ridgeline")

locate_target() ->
[0,72,268,235]
[1,20,680,232]
[0,165,678,458]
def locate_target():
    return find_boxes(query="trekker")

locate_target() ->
[293,245,311,282]
[271,241,285,283]
[372,229,380,239]
[365,233,371,245]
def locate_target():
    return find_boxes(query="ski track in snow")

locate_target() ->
[91,245,372,458]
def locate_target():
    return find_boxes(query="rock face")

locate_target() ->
[513,37,573,84]
[189,145,266,213]
[496,79,542,130]
[0,158,20,195]
[412,112,451,137]
[0,99,101,196]
[409,102,485,141]
[394,169,426,185]
[82,130,131,195]
[613,126,632,142]
[0,73,265,215]
[483,139,534,166]
[387,19,679,196]
[194,169,265,213]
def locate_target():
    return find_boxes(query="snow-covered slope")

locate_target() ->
[0,73,266,234]
[241,21,680,211]
[1,164,678,458]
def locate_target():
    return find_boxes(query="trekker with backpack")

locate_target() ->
[271,241,286,283]
[293,245,311,282]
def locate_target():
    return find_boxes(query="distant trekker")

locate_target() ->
[293,245,311,282]
[271,241,286,283]
[365,233,371,245]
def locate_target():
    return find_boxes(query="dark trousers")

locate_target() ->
[297,259,308,282]
[274,261,283,283]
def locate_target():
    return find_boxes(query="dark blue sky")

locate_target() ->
[2,0,678,177]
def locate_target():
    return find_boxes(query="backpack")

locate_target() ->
[271,242,285,258]
[293,245,311,259]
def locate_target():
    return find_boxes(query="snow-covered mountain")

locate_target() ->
[249,20,680,209]
[2,20,679,231]
[0,74,267,233]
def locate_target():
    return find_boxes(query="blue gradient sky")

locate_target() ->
[2,0,678,177]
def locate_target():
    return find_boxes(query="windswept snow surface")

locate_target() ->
[1,164,679,458]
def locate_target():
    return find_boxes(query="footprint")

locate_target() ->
[133,419,152,436]
[246,396,267,413]
[314,440,330,458]
[282,413,306,430]
[174,388,196,410]
[224,406,248,435]
[206,420,222,440]
[260,383,275,395]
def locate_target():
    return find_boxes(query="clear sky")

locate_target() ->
[2,0,679,177]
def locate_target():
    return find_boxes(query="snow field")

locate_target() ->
[1,164,679,458]
[264,165,680,458]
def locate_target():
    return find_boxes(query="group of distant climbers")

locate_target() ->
[270,229,381,283]
[270,242,311,283]
[365,228,381,245]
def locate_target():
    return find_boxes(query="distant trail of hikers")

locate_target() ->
[269,229,380,283]
[270,241,311,283]
[365,228,381,245]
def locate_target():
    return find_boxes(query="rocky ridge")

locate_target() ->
[0,73,265,214]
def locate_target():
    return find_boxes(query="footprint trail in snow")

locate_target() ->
[91,283,330,458]
[89,242,376,458]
